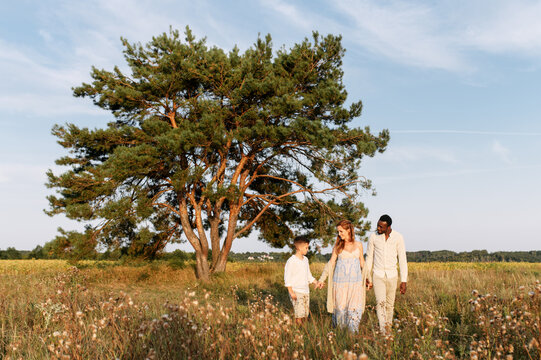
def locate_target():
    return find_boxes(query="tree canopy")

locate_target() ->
[46,28,389,279]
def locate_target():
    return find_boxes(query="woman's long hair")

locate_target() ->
[335,219,355,254]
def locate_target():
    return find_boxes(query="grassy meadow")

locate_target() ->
[0,260,539,359]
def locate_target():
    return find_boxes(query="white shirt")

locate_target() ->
[284,255,316,294]
[365,230,408,283]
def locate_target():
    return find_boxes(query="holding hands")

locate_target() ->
[366,279,373,290]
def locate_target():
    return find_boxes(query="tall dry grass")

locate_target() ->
[0,260,539,359]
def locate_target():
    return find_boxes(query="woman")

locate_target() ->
[318,219,366,332]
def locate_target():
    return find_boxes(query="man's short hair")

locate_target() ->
[293,236,310,245]
[379,214,392,226]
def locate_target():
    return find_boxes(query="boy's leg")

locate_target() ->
[299,293,310,321]
[290,293,309,324]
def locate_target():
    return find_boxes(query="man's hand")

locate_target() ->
[400,282,407,294]
[312,280,321,289]
[318,281,325,289]
[366,279,373,290]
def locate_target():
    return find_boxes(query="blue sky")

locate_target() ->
[1,0,540,253]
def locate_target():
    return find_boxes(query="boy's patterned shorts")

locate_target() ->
[289,292,310,318]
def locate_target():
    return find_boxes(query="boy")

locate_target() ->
[284,236,320,324]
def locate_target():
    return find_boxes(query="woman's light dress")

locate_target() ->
[332,247,364,332]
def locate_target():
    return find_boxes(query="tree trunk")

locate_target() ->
[213,208,239,273]
[213,252,228,273]
[209,217,221,269]
[195,251,211,281]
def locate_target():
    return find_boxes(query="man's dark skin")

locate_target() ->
[366,220,408,294]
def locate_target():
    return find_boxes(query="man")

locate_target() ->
[365,214,408,334]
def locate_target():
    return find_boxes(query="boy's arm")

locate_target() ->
[284,259,297,299]
[307,263,320,288]
[286,286,297,300]
[308,261,316,283]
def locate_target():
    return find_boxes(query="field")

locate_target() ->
[0,260,539,359]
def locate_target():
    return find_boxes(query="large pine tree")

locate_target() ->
[46,28,389,280]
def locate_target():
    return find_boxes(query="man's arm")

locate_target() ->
[365,236,375,288]
[397,235,408,294]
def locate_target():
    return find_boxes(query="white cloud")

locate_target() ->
[393,130,541,136]
[328,0,541,72]
[260,0,314,30]
[491,140,512,164]
[0,1,206,118]
[332,0,468,71]
[38,29,53,43]
[463,0,541,56]
[380,145,459,164]
[0,39,101,117]
[259,0,468,71]
[0,163,50,184]
[374,163,541,184]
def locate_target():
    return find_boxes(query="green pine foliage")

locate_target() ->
[46,27,389,279]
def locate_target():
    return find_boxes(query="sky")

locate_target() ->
[1,0,540,253]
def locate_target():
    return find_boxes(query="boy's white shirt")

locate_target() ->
[284,255,316,294]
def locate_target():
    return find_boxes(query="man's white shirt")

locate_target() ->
[284,255,315,294]
[366,230,408,283]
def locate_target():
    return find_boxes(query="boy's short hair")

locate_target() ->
[293,236,310,246]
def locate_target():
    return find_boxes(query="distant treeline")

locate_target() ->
[406,250,541,263]
[1,246,540,263]
[227,250,541,263]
